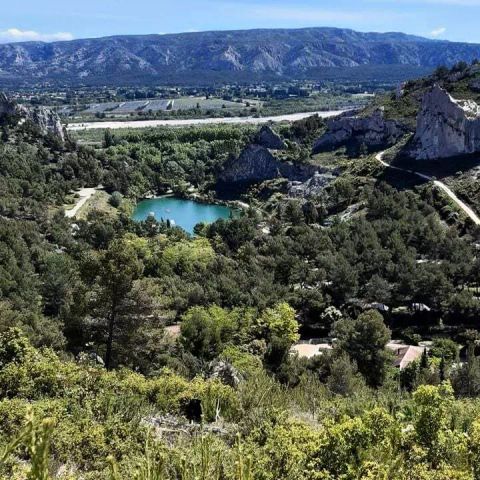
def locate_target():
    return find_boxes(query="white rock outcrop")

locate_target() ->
[288,171,337,198]
[0,92,64,141]
[312,108,407,154]
[412,85,480,160]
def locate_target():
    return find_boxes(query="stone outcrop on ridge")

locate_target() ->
[313,108,407,153]
[218,144,319,186]
[410,85,480,160]
[0,92,64,141]
[255,125,287,150]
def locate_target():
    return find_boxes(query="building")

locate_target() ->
[386,343,426,370]
[291,341,426,369]
[290,343,332,359]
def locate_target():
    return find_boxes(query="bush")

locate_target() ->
[109,191,123,208]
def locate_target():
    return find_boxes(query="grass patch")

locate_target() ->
[76,190,117,220]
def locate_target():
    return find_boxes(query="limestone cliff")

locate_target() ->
[313,108,407,154]
[0,92,18,117]
[0,93,64,141]
[219,145,280,185]
[255,125,286,150]
[28,106,65,141]
[218,144,318,187]
[410,85,480,160]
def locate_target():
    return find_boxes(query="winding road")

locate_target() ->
[375,151,480,225]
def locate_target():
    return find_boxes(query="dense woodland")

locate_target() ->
[3,95,480,479]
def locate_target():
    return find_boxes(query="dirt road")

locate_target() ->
[65,187,97,218]
[375,151,480,225]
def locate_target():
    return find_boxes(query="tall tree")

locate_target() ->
[91,238,144,369]
[332,310,391,387]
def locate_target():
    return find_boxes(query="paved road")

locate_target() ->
[67,109,347,131]
[375,151,480,225]
[65,187,97,218]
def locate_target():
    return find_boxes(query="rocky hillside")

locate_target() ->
[218,144,321,187]
[312,108,408,154]
[311,61,480,161]
[409,85,480,160]
[0,93,64,140]
[2,27,480,86]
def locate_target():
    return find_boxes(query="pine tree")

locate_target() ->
[420,348,429,370]
[439,356,446,382]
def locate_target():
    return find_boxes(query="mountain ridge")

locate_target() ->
[2,26,480,86]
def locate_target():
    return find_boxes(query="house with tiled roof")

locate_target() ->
[291,340,427,370]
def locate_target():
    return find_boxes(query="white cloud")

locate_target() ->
[431,27,447,37]
[0,28,74,44]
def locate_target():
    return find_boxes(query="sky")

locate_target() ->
[2,0,480,44]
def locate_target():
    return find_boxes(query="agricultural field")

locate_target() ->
[112,100,150,113]
[58,96,259,120]
[82,101,121,114]
[171,97,249,110]
[144,99,172,111]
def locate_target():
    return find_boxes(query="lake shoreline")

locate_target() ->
[132,196,240,234]
[138,190,248,213]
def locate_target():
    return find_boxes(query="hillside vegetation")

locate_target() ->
[3,69,480,478]
[367,60,480,127]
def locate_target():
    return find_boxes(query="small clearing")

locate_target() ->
[65,187,97,218]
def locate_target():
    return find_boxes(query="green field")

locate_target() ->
[171,97,253,110]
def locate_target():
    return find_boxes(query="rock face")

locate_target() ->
[288,171,337,198]
[218,144,318,186]
[28,106,65,141]
[255,125,286,150]
[0,92,18,117]
[219,145,280,184]
[411,85,480,160]
[313,108,407,153]
[0,92,64,141]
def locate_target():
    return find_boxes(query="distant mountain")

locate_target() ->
[2,27,480,87]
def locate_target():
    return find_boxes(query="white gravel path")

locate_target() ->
[375,151,480,225]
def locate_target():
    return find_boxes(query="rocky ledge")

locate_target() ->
[313,108,407,154]
[0,92,64,141]
[410,85,480,160]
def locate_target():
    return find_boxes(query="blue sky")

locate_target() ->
[2,0,480,43]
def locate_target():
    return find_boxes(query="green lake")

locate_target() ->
[132,196,236,233]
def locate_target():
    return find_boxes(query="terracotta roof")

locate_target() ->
[291,341,426,369]
[387,344,426,369]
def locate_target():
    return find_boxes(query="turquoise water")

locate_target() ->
[132,196,235,233]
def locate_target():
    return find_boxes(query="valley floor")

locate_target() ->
[67,109,348,131]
